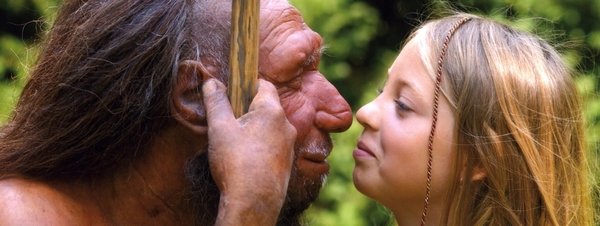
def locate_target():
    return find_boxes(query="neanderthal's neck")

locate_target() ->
[81,126,205,225]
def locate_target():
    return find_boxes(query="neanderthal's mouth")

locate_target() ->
[295,135,333,176]
[296,147,330,179]
[297,135,332,163]
[297,157,330,178]
[302,151,328,163]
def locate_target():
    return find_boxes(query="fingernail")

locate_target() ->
[203,79,217,93]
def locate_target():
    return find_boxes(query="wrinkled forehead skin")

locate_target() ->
[258,0,321,82]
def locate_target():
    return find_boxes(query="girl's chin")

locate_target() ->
[352,169,377,198]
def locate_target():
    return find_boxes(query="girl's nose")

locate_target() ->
[356,100,380,130]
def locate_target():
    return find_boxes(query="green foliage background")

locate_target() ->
[0,0,598,225]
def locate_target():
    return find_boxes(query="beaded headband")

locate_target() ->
[420,17,472,226]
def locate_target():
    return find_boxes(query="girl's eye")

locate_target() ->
[394,99,412,112]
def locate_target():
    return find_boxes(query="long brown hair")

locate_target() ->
[412,14,593,225]
[0,0,231,180]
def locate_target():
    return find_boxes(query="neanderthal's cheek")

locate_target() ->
[279,90,315,139]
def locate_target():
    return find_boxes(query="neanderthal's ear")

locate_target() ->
[171,60,217,134]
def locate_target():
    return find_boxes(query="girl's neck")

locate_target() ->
[391,202,444,226]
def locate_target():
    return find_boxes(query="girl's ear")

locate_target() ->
[459,155,487,182]
[170,60,217,135]
[470,164,487,182]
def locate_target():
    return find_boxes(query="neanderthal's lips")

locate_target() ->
[301,151,328,163]
[297,157,330,179]
[295,134,333,178]
[297,148,331,178]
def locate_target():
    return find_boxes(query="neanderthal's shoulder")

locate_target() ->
[0,177,86,225]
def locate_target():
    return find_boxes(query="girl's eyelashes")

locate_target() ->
[376,85,412,112]
[394,98,412,112]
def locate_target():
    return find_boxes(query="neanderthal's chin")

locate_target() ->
[277,168,327,226]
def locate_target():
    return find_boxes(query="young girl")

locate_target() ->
[352,13,594,225]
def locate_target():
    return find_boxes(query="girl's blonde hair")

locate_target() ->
[411,13,593,225]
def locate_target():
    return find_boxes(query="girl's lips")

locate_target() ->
[353,141,375,159]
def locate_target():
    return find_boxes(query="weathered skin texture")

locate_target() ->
[0,0,352,225]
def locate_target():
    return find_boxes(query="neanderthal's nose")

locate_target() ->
[316,105,352,132]
[312,76,352,132]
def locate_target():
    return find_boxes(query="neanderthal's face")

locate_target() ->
[258,0,352,209]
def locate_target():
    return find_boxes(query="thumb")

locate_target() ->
[202,78,236,128]
[248,79,281,112]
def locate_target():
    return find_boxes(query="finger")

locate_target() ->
[248,79,283,112]
[202,78,236,128]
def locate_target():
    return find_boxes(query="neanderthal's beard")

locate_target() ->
[183,140,332,226]
[278,141,331,225]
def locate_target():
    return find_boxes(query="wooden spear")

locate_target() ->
[229,0,259,117]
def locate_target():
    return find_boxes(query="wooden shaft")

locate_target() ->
[229,0,259,117]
